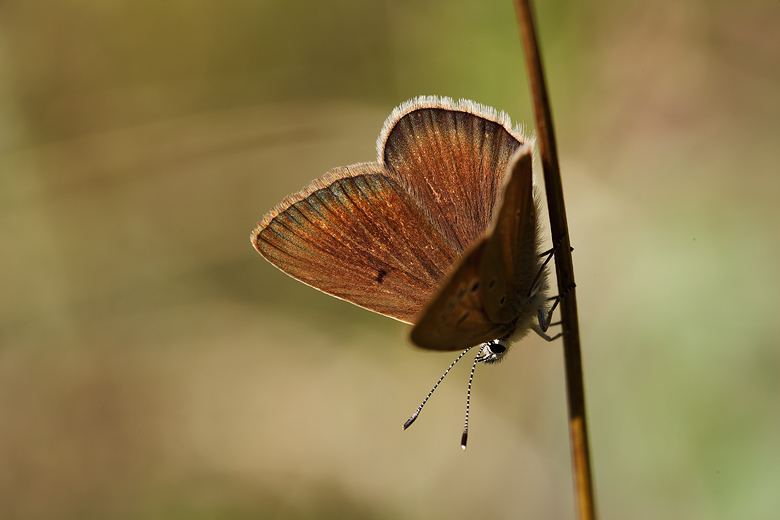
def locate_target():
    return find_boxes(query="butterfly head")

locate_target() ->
[475,338,509,364]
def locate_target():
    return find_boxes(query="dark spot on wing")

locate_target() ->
[376,268,388,283]
[456,310,470,327]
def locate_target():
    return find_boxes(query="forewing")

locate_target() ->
[410,238,516,351]
[252,162,459,324]
[479,145,543,323]
[379,98,525,254]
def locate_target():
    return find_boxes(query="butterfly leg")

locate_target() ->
[533,283,576,340]
[531,320,562,342]
[540,294,561,330]
[528,246,556,299]
[539,244,573,257]
[529,235,571,299]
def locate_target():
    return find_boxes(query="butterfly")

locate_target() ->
[252,96,558,448]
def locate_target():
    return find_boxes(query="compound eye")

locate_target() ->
[489,342,506,354]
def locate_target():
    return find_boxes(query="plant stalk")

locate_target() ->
[513,1,597,518]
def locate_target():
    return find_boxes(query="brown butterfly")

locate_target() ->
[252,97,557,448]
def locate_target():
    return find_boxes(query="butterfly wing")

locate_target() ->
[410,237,517,350]
[409,145,543,350]
[379,97,526,255]
[479,145,545,324]
[252,162,459,324]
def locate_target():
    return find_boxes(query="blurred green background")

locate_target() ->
[1,0,779,518]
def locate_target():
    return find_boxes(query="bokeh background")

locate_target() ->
[2,0,779,518]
